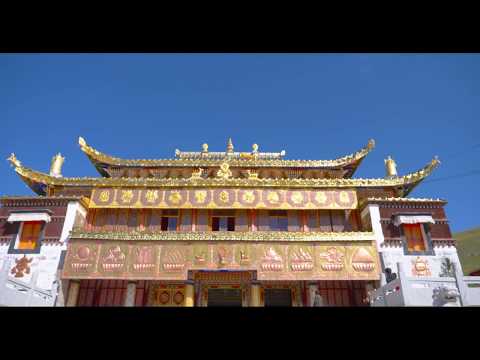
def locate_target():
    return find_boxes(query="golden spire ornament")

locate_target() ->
[227,138,234,154]
[50,153,65,177]
[384,155,398,178]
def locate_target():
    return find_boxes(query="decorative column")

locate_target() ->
[66,280,80,307]
[250,281,262,307]
[308,282,319,307]
[124,281,137,307]
[185,280,195,307]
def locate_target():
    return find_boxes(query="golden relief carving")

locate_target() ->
[242,190,255,204]
[63,240,380,281]
[291,191,304,204]
[339,191,350,204]
[219,190,230,203]
[319,247,345,271]
[168,191,182,204]
[216,162,232,179]
[267,191,280,204]
[99,190,110,202]
[351,248,375,272]
[315,191,327,204]
[121,190,134,203]
[194,190,207,203]
[145,190,159,203]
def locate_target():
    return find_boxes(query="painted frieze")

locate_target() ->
[89,188,358,210]
[63,240,380,281]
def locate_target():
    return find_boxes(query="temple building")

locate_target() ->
[1,137,479,306]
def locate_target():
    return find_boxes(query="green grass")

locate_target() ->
[455,227,480,275]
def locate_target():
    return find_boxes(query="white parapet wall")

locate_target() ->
[0,200,87,307]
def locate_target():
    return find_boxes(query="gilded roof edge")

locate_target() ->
[7,153,440,195]
[78,136,376,169]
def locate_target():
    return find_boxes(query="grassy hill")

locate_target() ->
[455,227,480,275]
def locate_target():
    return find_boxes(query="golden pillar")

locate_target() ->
[250,281,262,307]
[185,280,195,307]
[66,280,80,307]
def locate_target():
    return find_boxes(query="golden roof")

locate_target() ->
[7,153,440,196]
[78,136,376,169]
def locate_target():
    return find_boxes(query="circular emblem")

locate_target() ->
[164,190,187,206]
[310,191,333,207]
[334,190,355,207]
[238,189,260,206]
[158,290,170,305]
[173,291,185,305]
[76,246,90,260]
[190,190,212,206]
[286,190,307,207]
[213,189,235,207]
[93,188,115,205]
[263,190,285,207]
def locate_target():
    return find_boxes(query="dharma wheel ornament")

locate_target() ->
[384,155,398,178]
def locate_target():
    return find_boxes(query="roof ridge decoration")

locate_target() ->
[7,152,440,197]
[77,136,376,169]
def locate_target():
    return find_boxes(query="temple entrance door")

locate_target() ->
[264,288,292,307]
[207,288,242,307]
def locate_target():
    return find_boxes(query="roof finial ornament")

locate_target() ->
[227,138,234,154]
[78,136,87,148]
[7,153,21,168]
[50,153,65,177]
[384,155,398,178]
[202,143,209,153]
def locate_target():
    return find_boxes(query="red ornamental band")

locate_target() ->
[90,188,358,210]
[62,240,380,281]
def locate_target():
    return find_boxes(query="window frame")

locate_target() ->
[395,213,434,256]
[8,220,46,255]
[211,216,236,231]
[160,209,180,231]
[268,210,288,231]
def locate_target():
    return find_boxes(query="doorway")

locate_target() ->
[207,288,242,307]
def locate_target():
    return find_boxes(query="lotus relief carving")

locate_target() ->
[102,245,126,271]
[319,247,345,271]
[290,248,314,271]
[71,245,94,271]
[163,249,185,271]
[351,248,375,272]
[133,246,155,271]
[261,247,283,271]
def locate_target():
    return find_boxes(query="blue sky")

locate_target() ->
[1,54,479,233]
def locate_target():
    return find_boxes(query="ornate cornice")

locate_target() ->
[78,136,376,169]
[8,154,439,196]
[0,195,89,209]
[70,229,376,242]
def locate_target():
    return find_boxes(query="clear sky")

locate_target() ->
[1,54,479,233]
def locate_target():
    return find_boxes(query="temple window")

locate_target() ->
[212,216,235,231]
[6,212,50,254]
[403,224,427,252]
[211,210,235,231]
[161,209,179,231]
[393,214,435,255]
[268,210,288,231]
